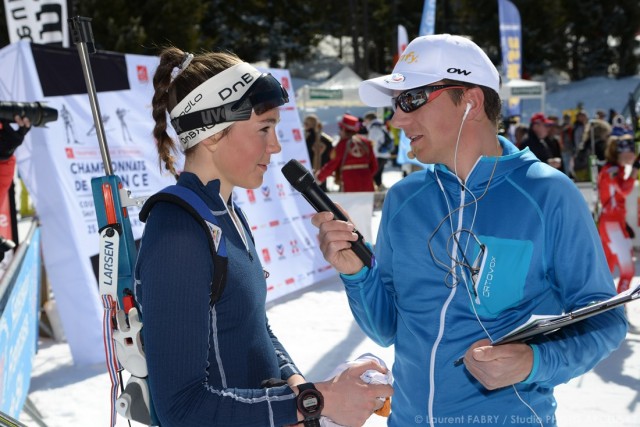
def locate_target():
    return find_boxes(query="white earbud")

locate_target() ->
[462,102,472,121]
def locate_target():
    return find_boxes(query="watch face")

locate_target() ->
[298,388,324,417]
[302,393,320,412]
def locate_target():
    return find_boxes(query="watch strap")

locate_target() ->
[297,382,317,393]
[303,418,321,427]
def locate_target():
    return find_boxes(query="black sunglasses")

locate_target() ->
[171,73,288,134]
[391,84,464,113]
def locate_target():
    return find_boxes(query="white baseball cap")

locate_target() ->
[359,34,500,107]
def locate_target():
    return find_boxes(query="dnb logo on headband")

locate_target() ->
[218,73,255,102]
[176,71,257,117]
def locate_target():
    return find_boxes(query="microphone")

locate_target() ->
[407,150,416,159]
[281,159,374,268]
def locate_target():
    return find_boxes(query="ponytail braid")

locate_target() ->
[151,47,183,178]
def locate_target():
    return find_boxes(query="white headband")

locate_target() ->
[169,62,262,150]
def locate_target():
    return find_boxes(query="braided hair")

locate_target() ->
[151,47,241,177]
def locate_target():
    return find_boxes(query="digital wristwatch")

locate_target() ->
[296,382,324,427]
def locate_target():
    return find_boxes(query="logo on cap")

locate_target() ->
[398,51,418,64]
[384,73,405,83]
[447,68,471,76]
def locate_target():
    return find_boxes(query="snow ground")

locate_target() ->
[18,272,640,427]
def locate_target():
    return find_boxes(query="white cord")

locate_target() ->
[427,112,498,278]
[513,386,544,427]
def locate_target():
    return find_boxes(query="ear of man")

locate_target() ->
[462,87,485,120]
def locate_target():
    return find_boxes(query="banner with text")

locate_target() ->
[498,0,523,117]
[0,41,334,365]
[0,227,40,418]
[2,0,69,46]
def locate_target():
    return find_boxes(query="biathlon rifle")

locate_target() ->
[68,16,155,426]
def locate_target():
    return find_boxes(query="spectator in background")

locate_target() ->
[546,115,564,170]
[573,110,588,151]
[303,114,333,191]
[0,114,30,202]
[559,113,575,178]
[611,114,632,137]
[316,114,378,192]
[0,114,30,259]
[597,134,639,294]
[513,123,528,149]
[584,118,612,164]
[572,110,592,181]
[520,112,562,169]
[363,111,392,191]
[503,115,520,145]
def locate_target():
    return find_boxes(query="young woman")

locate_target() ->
[137,47,391,427]
[597,134,639,294]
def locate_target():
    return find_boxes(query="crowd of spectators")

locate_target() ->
[304,107,639,192]
[504,108,638,182]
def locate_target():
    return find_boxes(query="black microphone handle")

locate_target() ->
[301,189,374,268]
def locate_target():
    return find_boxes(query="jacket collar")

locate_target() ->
[428,136,539,195]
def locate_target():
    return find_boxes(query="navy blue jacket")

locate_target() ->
[135,172,300,426]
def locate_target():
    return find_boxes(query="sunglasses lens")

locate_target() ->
[394,88,428,113]
[392,85,465,113]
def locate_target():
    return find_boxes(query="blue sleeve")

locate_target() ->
[523,176,628,387]
[340,209,398,346]
[137,203,297,427]
[266,316,303,380]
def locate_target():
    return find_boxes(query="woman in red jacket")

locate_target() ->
[597,134,638,293]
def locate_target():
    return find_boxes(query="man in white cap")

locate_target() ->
[312,34,627,427]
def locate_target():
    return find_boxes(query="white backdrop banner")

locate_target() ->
[0,41,335,365]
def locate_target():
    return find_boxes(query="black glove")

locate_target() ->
[0,235,15,262]
[0,119,30,160]
[260,378,288,388]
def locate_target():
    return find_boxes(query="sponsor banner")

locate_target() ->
[419,0,436,36]
[0,227,40,418]
[498,0,523,116]
[0,41,336,364]
[241,67,336,302]
[2,0,69,46]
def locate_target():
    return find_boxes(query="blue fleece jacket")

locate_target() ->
[342,137,627,427]
[135,172,300,427]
